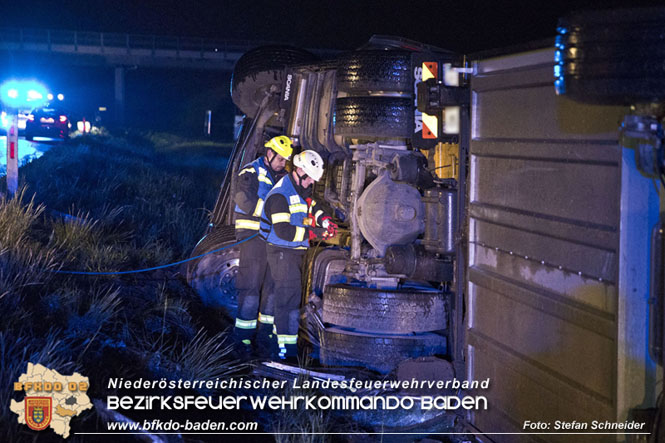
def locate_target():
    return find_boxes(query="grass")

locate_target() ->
[0,131,242,440]
[19,133,230,263]
[0,131,375,441]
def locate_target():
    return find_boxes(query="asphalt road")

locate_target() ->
[0,135,57,175]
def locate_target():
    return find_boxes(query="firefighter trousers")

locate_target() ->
[266,244,305,358]
[234,235,275,346]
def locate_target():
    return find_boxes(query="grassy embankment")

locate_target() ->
[0,132,243,439]
[1,133,341,441]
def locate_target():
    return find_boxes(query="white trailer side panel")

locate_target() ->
[468,47,659,443]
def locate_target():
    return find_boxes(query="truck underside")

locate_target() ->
[188,36,468,377]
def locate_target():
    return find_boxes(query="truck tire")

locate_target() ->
[335,96,413,138]
[231,46,319,117]
[186,226,240,316]
[319,327,446,374]
[336,50,412,94]
[556,7,665,105]
[322,284,446,333]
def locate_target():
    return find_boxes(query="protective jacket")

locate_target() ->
[260,174,327,249]
[234,157,282,238]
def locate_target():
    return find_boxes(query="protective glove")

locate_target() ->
[309,227,328,241]
[321,217,338,238]
[303,217,314,227]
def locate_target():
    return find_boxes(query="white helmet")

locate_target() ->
[293,150,324,181]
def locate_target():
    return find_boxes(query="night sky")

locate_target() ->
[2,0,663,138]
[2,0,664,53]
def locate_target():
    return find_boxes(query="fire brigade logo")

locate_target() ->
[11,363,92,438]
[25,397,52,431]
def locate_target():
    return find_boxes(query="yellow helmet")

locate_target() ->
[265,135,293,160]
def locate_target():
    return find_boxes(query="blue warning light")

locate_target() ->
[0,80,50,108]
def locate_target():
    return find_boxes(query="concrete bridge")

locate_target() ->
[0,27,335,124]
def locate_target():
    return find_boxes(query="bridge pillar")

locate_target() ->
[114,66,125,126]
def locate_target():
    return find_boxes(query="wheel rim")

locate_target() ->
[215,255,239,309]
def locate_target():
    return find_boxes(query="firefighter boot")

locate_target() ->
[255,319,279,360]
[231,326,254,358]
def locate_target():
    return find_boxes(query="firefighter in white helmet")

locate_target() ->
[233,135,293,357]
[259,149,338,360]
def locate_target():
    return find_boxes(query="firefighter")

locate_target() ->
[260,150,338,360]
[233,135,293,356]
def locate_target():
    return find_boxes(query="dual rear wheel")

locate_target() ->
[319,284,448,374]
[335,50,414,140]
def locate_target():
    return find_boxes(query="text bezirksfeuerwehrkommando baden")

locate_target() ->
[105,377,490,411]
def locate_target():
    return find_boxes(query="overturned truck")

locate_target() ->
[189,8,664,442]
[189,36,466,375]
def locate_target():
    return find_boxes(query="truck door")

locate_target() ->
[467,46,660,442]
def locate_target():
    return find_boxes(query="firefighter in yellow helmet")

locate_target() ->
[233,135,293,357]
[259,150,338,360]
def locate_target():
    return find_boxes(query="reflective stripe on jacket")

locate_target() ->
[234,157,274,233]
[260,175,310,250]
